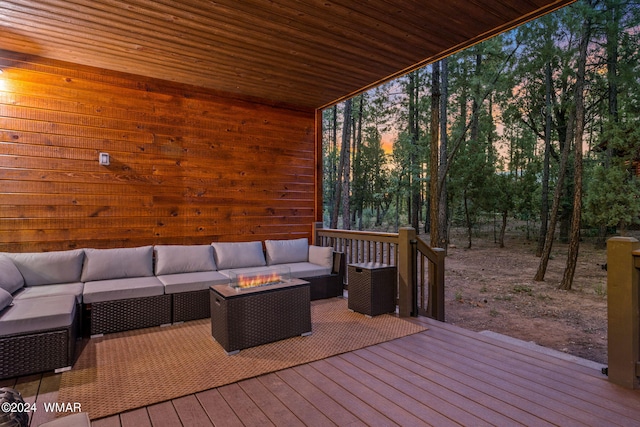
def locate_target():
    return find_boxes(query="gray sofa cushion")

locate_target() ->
[82,246,153,282]
[0,288,13,312]
[0,294,76,336]
[82,276,164,304]
[13,282,84,304]
[4,249,84,287]
[265,238,309,265]
[212,241,266,270]
[275,262,332,279]
[0,254,24,294]
[158,271,230,294]
[154,245,216,275]
[309,245,334,268]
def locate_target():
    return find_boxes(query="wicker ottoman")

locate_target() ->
[210,279,311,354]
[348,263,397,316]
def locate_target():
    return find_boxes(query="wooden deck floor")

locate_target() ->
[4,317,640,427]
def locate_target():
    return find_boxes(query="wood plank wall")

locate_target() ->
[0,50,317,252]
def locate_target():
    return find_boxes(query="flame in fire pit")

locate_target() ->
[236,271,283,289]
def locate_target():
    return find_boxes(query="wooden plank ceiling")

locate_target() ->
[0,0,574,109]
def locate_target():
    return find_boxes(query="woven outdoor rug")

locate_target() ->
[58,298,426,420]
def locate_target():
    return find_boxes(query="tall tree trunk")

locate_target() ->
[464,189,472,249]
[470,52,481,153]
[355,96,364,230]
[430,62,441,247]
[331,99,352,229]
[535,108,574,281]
[499,210,508,248]
[438,57,449,252]
[596,0,620,249]
[536,60,553,257]
[560,15,592,291]
[408,71,421,231]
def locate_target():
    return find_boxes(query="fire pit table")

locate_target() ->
[209,268,311,354]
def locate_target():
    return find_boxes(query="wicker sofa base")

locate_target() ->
[210,280,311,354]
[88,294,172,335]
[0,314,78,380]
[305,274,343,300]
[172,290,210,323]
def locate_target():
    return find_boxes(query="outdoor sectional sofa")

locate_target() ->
[0,238,344,379]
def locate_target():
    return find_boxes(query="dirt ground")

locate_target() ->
[436,227,609,364]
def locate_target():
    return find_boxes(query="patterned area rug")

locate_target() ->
[58,298,426,420]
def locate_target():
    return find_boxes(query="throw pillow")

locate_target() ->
[0,254,24,294]
[5,249,84,287]
[308,245,333,268]
[0,288,13,311]
[211,241,266,270]
[265,238,309,265]
[155,245,216,275]
[82,246,153,282]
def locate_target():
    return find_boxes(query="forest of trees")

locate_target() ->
[322,0,640,289]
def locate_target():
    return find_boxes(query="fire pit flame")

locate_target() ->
[228,266,292,291]
[237,271,282,289]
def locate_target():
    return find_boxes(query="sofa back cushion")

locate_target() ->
[5,249,84,287]
[154,245,216,275]
[82,246,153,282]
[211,241,266,270]
[265,238,309,265]
[309,245,334,269]
[0,288,13,312]
[0,254,24,294]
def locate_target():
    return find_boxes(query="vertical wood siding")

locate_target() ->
[0,51,316,252]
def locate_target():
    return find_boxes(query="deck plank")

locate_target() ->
[393,329,631,426]
[146,401,182,427]
[217,382,274,426]
[196,388,244,427]
[257,373,331,427]
[91,415,121,427]
[361,344,553,427]
[292,364,399,427]
[310,358,430,427]
[329,353,482,426]
[172,395,213,427]
[424,320,640,409]
[340,349,517,426]
[275,367,365,426]
[119,408,151,427]
[29,373,61,427]
[407,333,606,426]
[238,376,305,426]
[416,326,640,425]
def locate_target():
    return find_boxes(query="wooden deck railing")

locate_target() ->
[313,223,445,320]
[414,236,445,321]
[606,237,640,389]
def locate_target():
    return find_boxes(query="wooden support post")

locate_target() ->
[607,236,640,389]
[398,227,416,318]
[312,222,323,246]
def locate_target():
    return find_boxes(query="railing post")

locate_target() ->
[410,239,418,317]
[607,236,640,389]
[312,222,323,246]
[398,227,416,318]
[428,248,446,321]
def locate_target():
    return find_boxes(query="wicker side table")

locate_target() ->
[348,263,397,316]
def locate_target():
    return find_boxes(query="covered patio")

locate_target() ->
[5,0,640,426]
